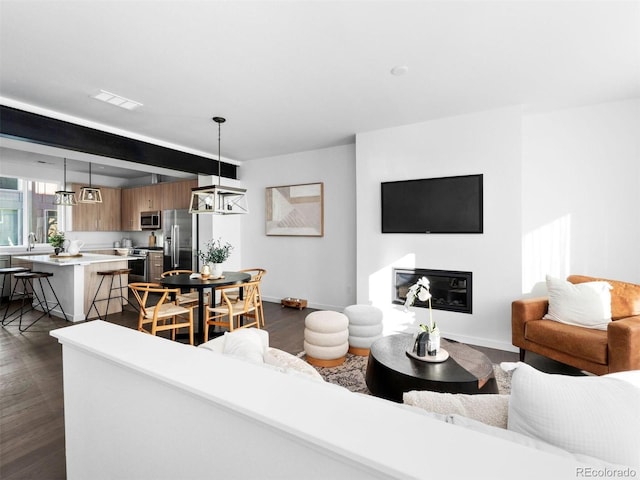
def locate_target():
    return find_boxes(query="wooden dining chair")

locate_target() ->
[203,279,261,342]
[128,282,194,345]
[225,268,267,327]
[161,270,210,309]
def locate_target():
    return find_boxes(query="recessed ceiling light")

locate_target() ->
[390,65,409,76]
[92,90,143,110]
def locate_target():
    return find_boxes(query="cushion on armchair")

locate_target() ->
[542,275,612,330]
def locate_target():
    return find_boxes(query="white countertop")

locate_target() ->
[1,247,118,256]
[13,253,134,266]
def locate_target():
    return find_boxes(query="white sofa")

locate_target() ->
[51,321,639,479]
[200,327,640,469]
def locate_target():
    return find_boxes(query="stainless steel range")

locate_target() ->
[128,248,149,283]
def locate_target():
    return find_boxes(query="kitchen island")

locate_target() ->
[13,254,134,322]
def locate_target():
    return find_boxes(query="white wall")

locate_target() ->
[353,99,640,351]
[241,144,356,310]
[522,99,640,292]
[355,106,524,351]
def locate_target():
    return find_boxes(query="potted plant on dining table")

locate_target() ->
[198,238,233,279]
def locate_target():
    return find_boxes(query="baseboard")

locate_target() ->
[262,296,343,313]
[262,297,518,353]
[442,332,518,353]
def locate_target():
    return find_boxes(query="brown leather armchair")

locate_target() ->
[512,275,640,375]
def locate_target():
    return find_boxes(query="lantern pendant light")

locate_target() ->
[79,162,103,203]
[189,116,248,214]
[53,158,78,206]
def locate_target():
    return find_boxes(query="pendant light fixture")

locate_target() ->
[79,162,103,203]
[189,116,248,214]
[53,158,78,206]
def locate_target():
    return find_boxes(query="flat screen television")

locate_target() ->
[381,174,483,234]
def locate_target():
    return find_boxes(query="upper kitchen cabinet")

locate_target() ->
[160,179,198,210]
[139,184,164,211]
[121,187,143,231]
[121,179,197,231]
[70,184,122,231]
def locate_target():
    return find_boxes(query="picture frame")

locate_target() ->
[265,182,324,236]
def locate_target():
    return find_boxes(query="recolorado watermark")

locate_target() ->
[577,467,637,478]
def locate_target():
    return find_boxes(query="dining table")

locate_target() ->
[159,271,251,344]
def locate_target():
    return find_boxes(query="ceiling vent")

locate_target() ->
[92,90,143,111]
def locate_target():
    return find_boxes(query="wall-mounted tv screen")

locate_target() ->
[381,174,483,234]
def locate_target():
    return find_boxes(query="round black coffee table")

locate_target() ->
[365,334,498,402]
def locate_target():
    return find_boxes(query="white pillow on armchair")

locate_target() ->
[542,275,612,330]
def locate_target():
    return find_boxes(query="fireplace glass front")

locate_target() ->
[393,268,472,314]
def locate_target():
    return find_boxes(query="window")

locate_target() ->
[0,176,61,247]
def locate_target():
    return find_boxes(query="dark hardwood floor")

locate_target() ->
[0,298,581,479]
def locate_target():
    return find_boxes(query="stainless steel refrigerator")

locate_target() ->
[162,209,196,272]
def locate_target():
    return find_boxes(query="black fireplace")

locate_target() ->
[393,268,472,314]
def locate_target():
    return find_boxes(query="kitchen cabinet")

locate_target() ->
[121,187,143,231]
[140,184,163,211]
[121,179,197,231]
[147,251,164,282]
[99,187,122,230]
[70,184,122,231]
[160,179,197,210]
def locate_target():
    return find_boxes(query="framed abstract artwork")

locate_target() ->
[265,182,324,236]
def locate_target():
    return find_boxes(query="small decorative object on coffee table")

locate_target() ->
[404,276,447,361]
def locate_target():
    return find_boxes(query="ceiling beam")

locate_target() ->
[0,105,237,179]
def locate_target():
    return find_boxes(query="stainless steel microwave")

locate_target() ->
[140,211,161,230]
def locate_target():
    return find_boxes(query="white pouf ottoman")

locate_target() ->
[343,304,383,356]
[303,310,349,367]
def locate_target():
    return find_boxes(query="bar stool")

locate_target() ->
[4,271,68,332]
[87,268,132,320]
[0,266,30,309]
[1,266,32,326]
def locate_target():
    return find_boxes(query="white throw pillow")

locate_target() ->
[222,329,266,364]
[507,362,640,467]
[543,275,612,330]
[263,348,324,382]
[403,391,510,429]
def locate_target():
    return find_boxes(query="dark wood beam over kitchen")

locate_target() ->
[0,105,237,179]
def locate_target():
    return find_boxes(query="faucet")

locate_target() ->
[27,232,37,251]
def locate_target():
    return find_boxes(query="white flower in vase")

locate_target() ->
[404,276,438,334]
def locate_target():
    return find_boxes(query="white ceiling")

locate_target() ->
[1,0,639,172]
